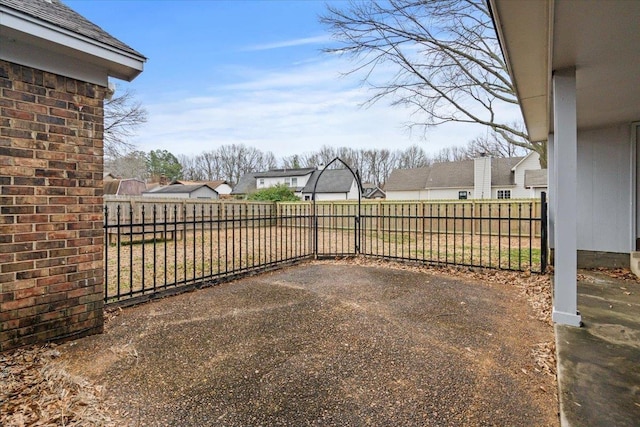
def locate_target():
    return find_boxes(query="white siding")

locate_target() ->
[428,188,474,200]
[385,190,429,200]
[474,157,492,199]
[215,183,232,195]
[192,187,218,199]
[315,192,347,201]
[258,173,312,189]
[576,124,631,253]
[497,186,537,199]
[346,180,359,200]
[512,152,541,187]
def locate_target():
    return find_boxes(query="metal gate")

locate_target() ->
[312,157,363,258]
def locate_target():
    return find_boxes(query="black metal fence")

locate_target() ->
[104,196,547,305]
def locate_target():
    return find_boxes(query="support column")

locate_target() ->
[547,134,555,248]
[552,68,582,326]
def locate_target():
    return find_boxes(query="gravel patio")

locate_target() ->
[3,261,558,426]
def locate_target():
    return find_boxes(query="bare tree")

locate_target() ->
[178,154,204,181]
[103,88,148,158]
[322,0,545,163]
[396,145,430,169]
[104,150,148,180]
[195,151,223,181]
[431,145,470,163]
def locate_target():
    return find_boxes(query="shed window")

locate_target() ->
[458,191,468,200]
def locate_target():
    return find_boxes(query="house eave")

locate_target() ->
[489,0,550,142]
[0,5,145,85]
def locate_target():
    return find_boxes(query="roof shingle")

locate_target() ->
[0,0,144,57]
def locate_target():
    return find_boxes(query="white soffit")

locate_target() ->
[0,4,145,84]
[490,0,550,143]
[552,0,640,132]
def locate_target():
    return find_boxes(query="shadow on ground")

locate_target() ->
[59,263,557,426]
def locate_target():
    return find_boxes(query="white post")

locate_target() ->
[552,68,582,326]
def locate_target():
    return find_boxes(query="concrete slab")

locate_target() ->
[556,270,640,427]
[58,263,558,426]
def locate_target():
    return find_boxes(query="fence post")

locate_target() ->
[541,192,548,273]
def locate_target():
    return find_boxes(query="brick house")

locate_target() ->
[0,0,145,351]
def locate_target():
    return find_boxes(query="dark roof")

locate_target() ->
[363,186,386,199]
[302,169,356,194]
[524,169,548,187]
[254,168,316,178]
[385,157,524,191]
[231,174,257,195]
[148,184,217,195]
[0,0,144,57]
[384,167,431,191]
[172,180,231,188]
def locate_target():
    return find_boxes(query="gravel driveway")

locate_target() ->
[58,262,557,426]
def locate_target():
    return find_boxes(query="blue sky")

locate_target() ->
[66,0,494,159]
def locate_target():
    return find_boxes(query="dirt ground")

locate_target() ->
[2,261,558,426]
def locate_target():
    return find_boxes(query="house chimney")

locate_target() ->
[474,156,491,199]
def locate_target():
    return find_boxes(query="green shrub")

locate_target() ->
[247,184,300,202]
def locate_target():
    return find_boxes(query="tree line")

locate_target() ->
[105,135,526,187]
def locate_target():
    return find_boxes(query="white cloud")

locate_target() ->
[132,55,508,160]
[243,35,333,51]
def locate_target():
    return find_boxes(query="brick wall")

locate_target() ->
[0,60,106,351]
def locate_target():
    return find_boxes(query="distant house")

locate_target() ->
[143,184,219,199]
[362,183,386,199]
[171,180,232,196]
[103,178,146,197]
[385,152,545,200]
[232,167,360,201]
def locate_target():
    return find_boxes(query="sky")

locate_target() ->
[65,0,512,160]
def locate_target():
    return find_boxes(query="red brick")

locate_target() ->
[1,297,36,311]
[1,60,105,351]
[1,107,34,121]
[1,260,34,273]
[14,286,47,299]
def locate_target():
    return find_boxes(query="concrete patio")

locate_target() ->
[556,270,640,427]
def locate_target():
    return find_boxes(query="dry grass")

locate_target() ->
[105,225,542,301]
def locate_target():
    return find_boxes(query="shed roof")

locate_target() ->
[149,184,217,195]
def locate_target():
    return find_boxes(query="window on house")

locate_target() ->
[458,191,468,200]
[259,178,264,187]
[290,177,297,187]
[497,190,511,199]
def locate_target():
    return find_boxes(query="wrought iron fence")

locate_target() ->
[104,196,547,306]
[104,199,312,305]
